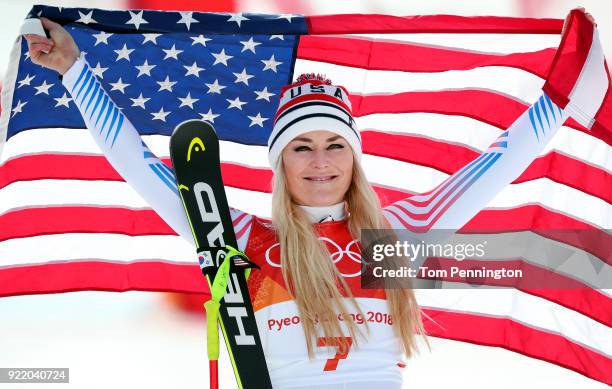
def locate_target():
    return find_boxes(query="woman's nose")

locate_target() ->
[310,150,330,169]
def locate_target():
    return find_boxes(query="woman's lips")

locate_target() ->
[304,175,337,182]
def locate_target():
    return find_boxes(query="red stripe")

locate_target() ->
[543,9,594,108]
[2,203,608,265]
[361,131,611,204]
[3,136,610,206]
[298,35,554,77]
[419,257,612,326]
[348,89,609,145]
[422,308,612,385]
[0,262,608,384]
[0,261,209,298]
[307,14,563,35]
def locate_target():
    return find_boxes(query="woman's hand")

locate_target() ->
[24,17,80,75]
[562,7,596,35]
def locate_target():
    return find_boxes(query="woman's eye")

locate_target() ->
[327,143,344,150]
[294,145,311,152]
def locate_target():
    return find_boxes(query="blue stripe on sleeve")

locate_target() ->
[85,82,101,115]
[95,94,110,127]
[110,114,124,148]
[528,107,540,140]
[100,105,115,136]
[89,84,105,121]
[75,70,93,103]
[105,107,119,142]
[78,73,96,106]
[149,163,179,194]
[71,64,89,94]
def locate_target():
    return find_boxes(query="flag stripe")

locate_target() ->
[0,261,206,297]
[4,123,609,176]
[421,307,612,385]
[2,139,609,204]
[307,14,564,35]
[1,160,609,231]
[2,203,608,260]
[2,206,609,326]
[297,35,554,77]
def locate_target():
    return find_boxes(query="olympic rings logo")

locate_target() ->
[264,238,363,278]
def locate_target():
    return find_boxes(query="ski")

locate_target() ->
[169,119,272,389]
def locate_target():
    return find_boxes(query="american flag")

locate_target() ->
[0,5,610,385]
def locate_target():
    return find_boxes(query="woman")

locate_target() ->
[25,10,598,388]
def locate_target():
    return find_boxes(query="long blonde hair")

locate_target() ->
[271,155,425,357]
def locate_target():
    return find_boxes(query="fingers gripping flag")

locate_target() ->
[0,5,611,385]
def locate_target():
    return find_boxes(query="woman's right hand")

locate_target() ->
[24,17,80,75]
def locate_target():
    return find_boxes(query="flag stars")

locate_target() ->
[126,10,148,30]
[54,92,72,108]
[206,79,226,94]
[142,33,161,44]
[178,92,199,109]
[199,108,220,123]
[211,49,233,66]
[254,87,275,102]
[269,35,284,40]
[177,11,199,30]
[262,54,282,72]
[240,37,260,53]
[135,59,156,77]
[151,107,171,122]
[226,13,249,27]
[157,76,177,92]
[76,10,97,25]
[11,100,27,117]
[226,97,246,110]
[191,35,211,46]
[162,44,183,60]
[233,68,254,86]
[93,31,112,46]
[276,14,295,23]
[130,93,150,109]
[34,80,54,95]
[114,44,134,61]
[110,77,130,93]
[17,74,36,88]
[23,51,31,61]
[91,62,108,78]
[184,61,204,77]
[248,113,268,127]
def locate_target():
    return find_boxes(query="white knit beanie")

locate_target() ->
[268,74,362,170]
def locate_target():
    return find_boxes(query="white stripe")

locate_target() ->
[0,233,195,267]
[0,37,21,160]
[4,122,609,176]
[295,58,544,103]
[1,166,609,229]
[353,33,560,54]
[566,30,608,129]
[416,288,612,357]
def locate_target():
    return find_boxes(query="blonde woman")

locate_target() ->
[24,9,600,388]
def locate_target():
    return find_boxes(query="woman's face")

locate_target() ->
[281,130,354,207]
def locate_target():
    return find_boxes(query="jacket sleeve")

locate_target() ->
[383,92,568,231]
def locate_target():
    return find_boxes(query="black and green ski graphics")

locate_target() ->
[169,120,272,389]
